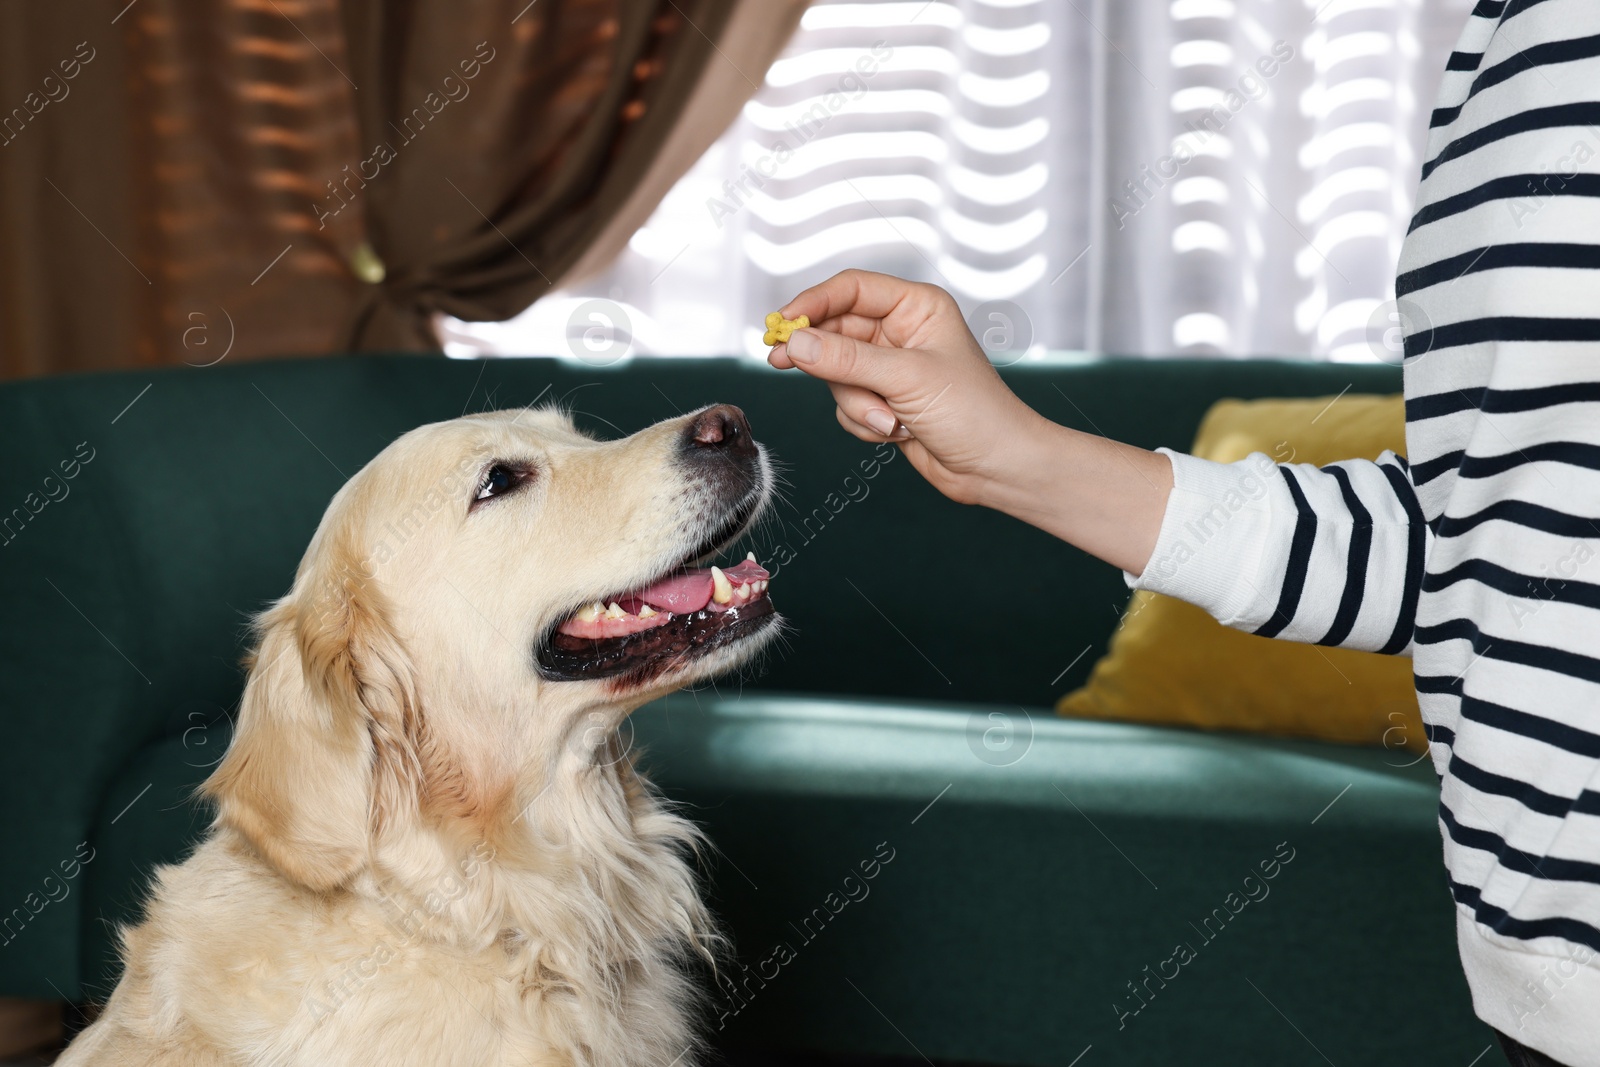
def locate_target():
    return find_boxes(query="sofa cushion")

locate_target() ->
[628,695,1487,1066]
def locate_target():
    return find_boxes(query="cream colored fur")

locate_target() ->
[58,407,776,1067]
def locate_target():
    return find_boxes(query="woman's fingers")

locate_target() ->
[810,312,884,343]
[767,314,888,369]
[778,327,913,396]
[779,268,938,329]
[835,404,907,443]
[767,342,799,370]
[828,381,907,439]
[780,269,900,324]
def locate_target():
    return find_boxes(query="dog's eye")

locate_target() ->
[474,463,528,503]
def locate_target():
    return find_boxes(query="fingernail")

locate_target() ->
[786,329,818,363]
[865,409,897,436]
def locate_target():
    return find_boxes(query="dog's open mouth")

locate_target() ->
[536,553,776,682]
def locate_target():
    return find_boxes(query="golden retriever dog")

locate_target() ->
[59,403,779,1067]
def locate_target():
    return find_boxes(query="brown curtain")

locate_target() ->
[0,0,364,379]
[0,0,804,379]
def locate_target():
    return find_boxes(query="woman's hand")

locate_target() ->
[767,269,1174,576]
[768,269,1052,509]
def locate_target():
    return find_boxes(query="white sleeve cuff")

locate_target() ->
[1124,448,1290,630]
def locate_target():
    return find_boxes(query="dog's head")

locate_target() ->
[204,404,778,890]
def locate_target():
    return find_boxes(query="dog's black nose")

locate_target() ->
[684,404,756,459]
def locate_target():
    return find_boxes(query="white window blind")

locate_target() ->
[440,0,1473,362]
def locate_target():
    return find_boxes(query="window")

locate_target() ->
[440,0,1472,363]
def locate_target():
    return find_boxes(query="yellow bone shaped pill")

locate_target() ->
[763,311,809,347]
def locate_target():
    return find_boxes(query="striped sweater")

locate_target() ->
[1131,2,1600,1060]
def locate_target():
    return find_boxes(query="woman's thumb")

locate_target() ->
[782,328,906,394]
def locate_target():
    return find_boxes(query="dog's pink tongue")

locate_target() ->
[636,572,714,613]
[633,561,771,614]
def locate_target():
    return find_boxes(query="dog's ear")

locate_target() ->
[205,555,422,891]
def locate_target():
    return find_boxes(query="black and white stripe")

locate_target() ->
[1134,3,1600,1057]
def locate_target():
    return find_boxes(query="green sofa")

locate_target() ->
[0,354,1493,1065]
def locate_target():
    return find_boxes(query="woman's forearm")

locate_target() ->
[977,417,1174,577]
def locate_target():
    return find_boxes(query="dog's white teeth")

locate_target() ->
[639,605,658,618]
[711,566,734,605]
[605,602,625,619]
[735,582,750,601]
[576,603,600,622]
[755,580,768,593]
[746,551,757,562]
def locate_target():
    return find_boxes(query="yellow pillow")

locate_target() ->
[1057,394,1426,753]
